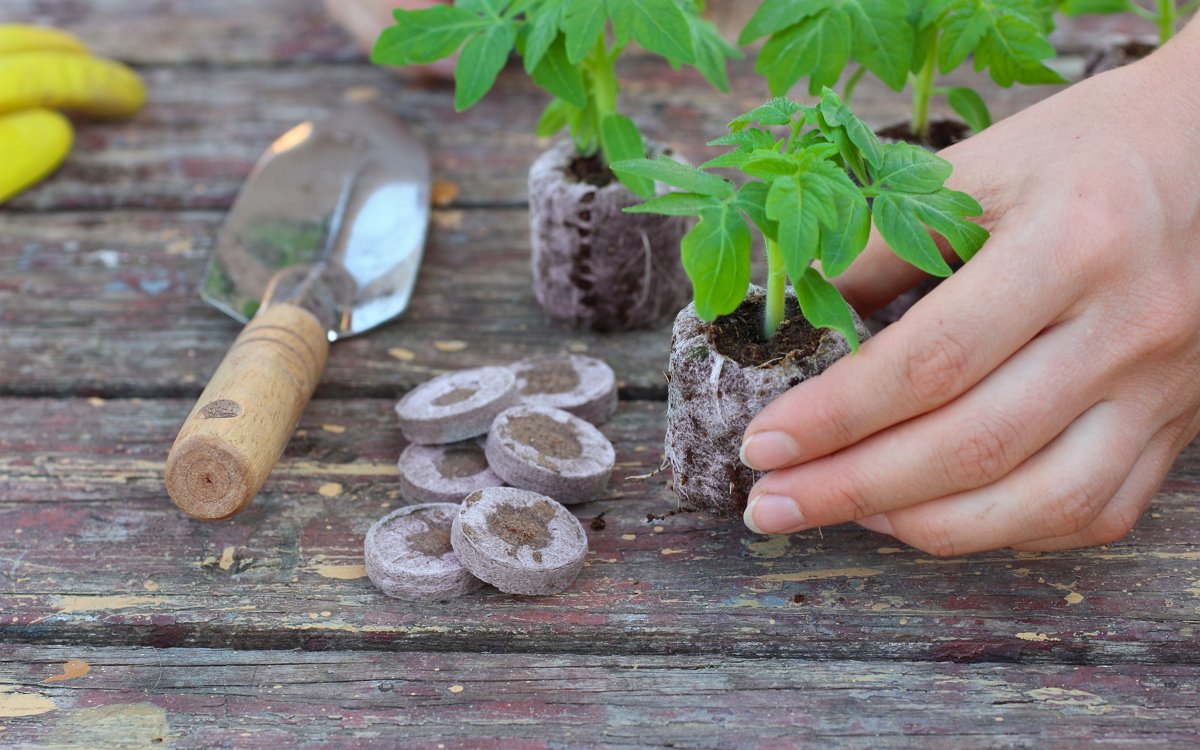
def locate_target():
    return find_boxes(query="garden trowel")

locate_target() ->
[165,101,431,520]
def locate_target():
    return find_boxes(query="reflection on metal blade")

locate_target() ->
[201,101,431,340]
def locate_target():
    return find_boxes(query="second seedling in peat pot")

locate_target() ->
[614,91,991,516]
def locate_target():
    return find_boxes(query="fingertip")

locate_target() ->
[744,494,808,535]
[740,430,802,471]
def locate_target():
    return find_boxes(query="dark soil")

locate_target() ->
[487,501,556,550]
[406,522,453,557]
[1085,40,1156,77]
[590,512,607,531]
[519,361,580,396]
[436,442,489,479]
[703,295,824,369]
[877,119,970,150]
[568,153,615,188]
[432,387,476,406]
[508,413,582,459]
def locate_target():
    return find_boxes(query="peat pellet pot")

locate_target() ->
[529,139,691,332]
[665,286,867,518]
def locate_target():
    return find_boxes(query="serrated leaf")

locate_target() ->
[531,35,587,107]
[819,182,871,277]
[700,151,755,169]
[756,8,851,96]
[739,0,830,44]
[729,97,804,129]
[453,20,517,111]
[522,3,562,72]
[946,86,991,132]
[599,114,654,197]
[766,173,837,283]
[689,14,740,92]
[372,6,490,65]
[732,181,778,240]
[908,188,989,262]
[973,11,1062,87]
[535,97,572,137]
[873,192,955,277]
[818,87,882,169]
[708,128,779,150]
[873,142,953,193]
[606,0,696,64]
[609,156,733,197]
[844,0,914,91]
[795,267,860,352]
[938,6,990,72]
[562,0,608,63]
[741,151,799,179]
[681,204,753,321]
[625,192,721,216]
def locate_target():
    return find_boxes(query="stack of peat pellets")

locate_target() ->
[364,354,618,600]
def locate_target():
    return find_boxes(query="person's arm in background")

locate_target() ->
[325,0,455,76]
[742,16,1200,556]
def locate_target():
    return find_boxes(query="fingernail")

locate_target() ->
[740,432,801,470]
[857,513,894,536]
[744,494,807,535]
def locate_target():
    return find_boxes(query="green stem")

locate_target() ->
[764,239,786,340]
[580,35,619,156]
[911,31,938,143]
[1159,0,1177,43]
[842,65,868,105]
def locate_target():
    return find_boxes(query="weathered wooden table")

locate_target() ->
[2,2,1198,747]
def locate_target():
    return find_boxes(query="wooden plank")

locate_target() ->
[5,59,1070,212]
[1,646,1198,749]
[0,209,676,400]
[2,397,1198,662]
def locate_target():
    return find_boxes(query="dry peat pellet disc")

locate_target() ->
[450,487,588,596]
[509,354,618,425]
[397,440,505,504]
[485,405,614,503]
[394,366,517,444]
[364,503,484,601]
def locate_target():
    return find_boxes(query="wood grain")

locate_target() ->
[1,645,1198,749]
[2,397,1197,662]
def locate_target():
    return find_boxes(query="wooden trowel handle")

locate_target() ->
[165,303,330,520]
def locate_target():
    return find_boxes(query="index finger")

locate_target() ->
[740,220,1074,471]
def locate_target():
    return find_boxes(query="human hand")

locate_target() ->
[739,21,1200,555]
[325,0,455,77]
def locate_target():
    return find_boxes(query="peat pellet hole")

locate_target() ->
[508,413,583,459]
[566,153,615,188]
[704,294,825,368]
[437,443,489,479]
[876,119,970,150]
[407,526,453,557]
[486,501,557,554]
[518,361,580,395]
[433,387,477,406]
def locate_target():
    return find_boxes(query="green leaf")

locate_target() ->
[531,36,587,108]
[688,14,740,92]
[729,97,804,129]
[756,8,851,96]
[844,0,914,91]
[535,97,571,137]
[610,156,733,197]
[459,0,509,16]
[766,173,837,283]
[681,204,753,321]
[972,10,1064,87]
[946,86,991,132]
[873,142,953,193]
[795,267,860,352]
[372,6,490,65]
[453,20,517,111]
[606,0,696,64]
[562,0,609,63]
[938,5,991,73]
[818,87,882,169]
[739,0,828,44]
[732,181,778,240]
[625,192,721,216]
[708,128,780,150]
[599,114,655,198]
[522,2,562,72]
[818,183,871,277]
[1060,0,1132,14]
[907,188,989,263]
[873,192,955,277]
[740,150,799,179]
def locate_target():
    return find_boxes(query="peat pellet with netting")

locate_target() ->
[508,354,618,426]
[363,503,484,601]
[396,439,505,504]
[450,487,588,596]
[394,366,517,445]
[485,405,614,503]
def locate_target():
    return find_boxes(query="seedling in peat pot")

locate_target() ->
[738,0,1065,144]
[1062,0,1198,45]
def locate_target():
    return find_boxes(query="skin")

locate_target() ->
[742,18,1200,556]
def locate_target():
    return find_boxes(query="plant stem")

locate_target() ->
[1159,0,1176,44]
[911,31,938,143]
[764,239,786,340]
[580,35,619,156]
[842,65,867,105]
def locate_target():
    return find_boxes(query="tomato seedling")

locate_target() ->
[1060,0,1198,45]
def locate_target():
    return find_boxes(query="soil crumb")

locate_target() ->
[433,387,476,406]
[487,501,557,550]
[704,293,825,369]
[877,119,970,150]
[508,413,583,459]
[520,361,581,395]
[590,512,607,531]
[437,443,490,479]
[567,153,616,188]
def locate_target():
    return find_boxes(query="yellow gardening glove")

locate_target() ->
[0,24,146,203]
